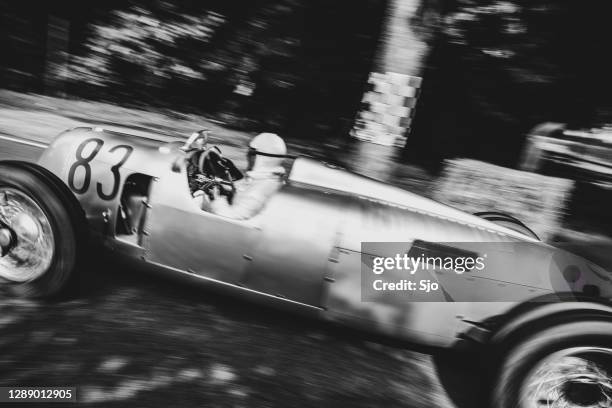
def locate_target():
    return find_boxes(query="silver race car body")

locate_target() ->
[35,127,612,348]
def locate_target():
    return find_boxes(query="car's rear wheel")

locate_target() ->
[0,162,86,298]
[493,320,612,408]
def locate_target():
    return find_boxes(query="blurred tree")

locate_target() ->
[62,3,227,101]
[0,1,47,92]
[57,0,384,138]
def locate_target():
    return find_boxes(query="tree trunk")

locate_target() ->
[348,0,428,180]
[44,15,70,97]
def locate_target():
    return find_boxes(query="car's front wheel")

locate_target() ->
[493,320,612,407]
[0,162,86,298]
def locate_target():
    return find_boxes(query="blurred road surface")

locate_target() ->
[0,262,469,408]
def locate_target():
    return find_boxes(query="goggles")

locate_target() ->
[248,147,295,159]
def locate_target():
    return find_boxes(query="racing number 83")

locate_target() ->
[68,138,134,201]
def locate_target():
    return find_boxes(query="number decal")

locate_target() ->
[97,145,133,200]
[68,138,104,194]
[68,138,134,200]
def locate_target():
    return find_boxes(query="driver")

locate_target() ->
[208,132,287,220]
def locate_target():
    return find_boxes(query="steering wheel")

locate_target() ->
[194,173,236,205]
[195,147,241,204]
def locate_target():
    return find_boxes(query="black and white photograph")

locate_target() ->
[0,1,611,407]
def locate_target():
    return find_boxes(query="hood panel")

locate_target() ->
[288,158,538,242]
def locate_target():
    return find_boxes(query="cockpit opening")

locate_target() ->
[116,173,152,245]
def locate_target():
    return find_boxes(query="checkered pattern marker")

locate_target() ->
[351,72,422,147]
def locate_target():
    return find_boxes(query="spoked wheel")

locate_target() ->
[494,320,612,408]
[0,162,86,298]
[0,188,55,282]
[522,347,612,407]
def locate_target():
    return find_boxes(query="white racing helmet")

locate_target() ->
[248,132,287,173]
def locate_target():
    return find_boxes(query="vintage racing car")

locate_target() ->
[1,127,611,407]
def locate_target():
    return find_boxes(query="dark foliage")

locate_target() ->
[0,0,386,141]
[407,0,612,169]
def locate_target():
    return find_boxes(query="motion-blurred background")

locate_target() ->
[3,0,612,161]
[1,1,612,406]
[2,0,612,244]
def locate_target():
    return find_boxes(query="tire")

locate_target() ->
[0,161,87,298]
[474,211,540,240]
[493,319,612,408]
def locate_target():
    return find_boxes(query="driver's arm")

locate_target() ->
[210,179,281,220]
[193,188,214,212]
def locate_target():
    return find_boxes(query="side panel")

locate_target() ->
[39,129,142,237]
[323,249,464,346]
[321,199,552,346]
[38,128,172,240]
[145,164,257,284]
[241,187,342,307]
